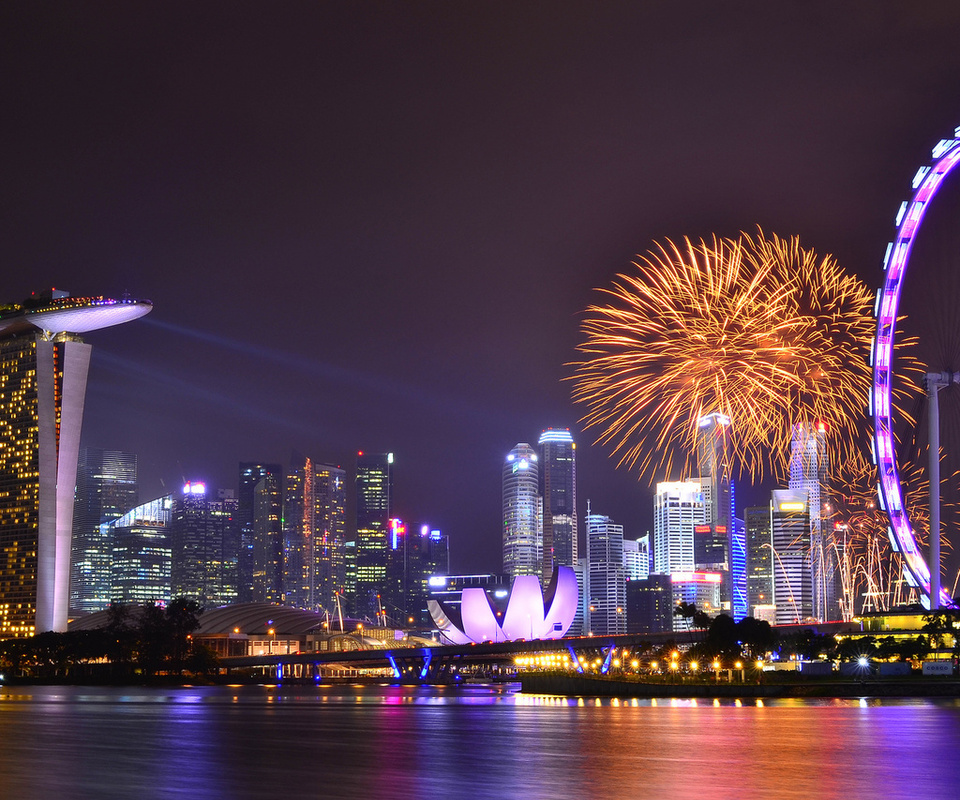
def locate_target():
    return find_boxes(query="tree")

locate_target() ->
[166,598,203,675]
[735,617,777,658]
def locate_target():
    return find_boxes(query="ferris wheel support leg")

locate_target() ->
[927,374,942,611]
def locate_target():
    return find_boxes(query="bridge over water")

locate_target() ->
[221,621,858,684]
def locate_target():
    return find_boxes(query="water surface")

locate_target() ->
[1,684,957,799]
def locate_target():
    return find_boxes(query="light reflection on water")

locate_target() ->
[1,684,959,799]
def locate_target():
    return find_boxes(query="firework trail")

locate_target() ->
[572,230,920,482]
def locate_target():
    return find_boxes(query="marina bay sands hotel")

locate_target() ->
[0,289,151,636]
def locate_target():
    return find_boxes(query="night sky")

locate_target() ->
[4,3,960,576]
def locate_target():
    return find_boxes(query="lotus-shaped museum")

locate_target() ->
[428,566,578,644]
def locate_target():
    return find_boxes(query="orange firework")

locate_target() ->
[571,230,920,482]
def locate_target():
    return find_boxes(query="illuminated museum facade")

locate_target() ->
[428,565,578,644]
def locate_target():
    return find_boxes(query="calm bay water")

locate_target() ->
[1,683,958,799]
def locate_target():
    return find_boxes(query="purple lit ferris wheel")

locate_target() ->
[873,125,960,609]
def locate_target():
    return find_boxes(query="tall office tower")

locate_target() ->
[730,515,747,621]
[356,452,393,616]
[502,443,541,578]
[789,421,835,620]
[238,463,282,603]
[696,413,746,620]
[745,505,774,614]
[252,470,284,603]
[343,539,357,616]
[315,463,347,612]
[538,429,578,584]
[0,290,151,636]
[404,524,450,626]
[70,448,139,615]
[382,517,403,623]
[384,521,450,626]
[626,574,672,634]
[283,458,308,607]
[653,481,706,576]
[170,482,240,607]
[771,489,813,625]
[623,536,650,581]
[586,503,626,635]
[283,457,346,611]
[108,495,173,605]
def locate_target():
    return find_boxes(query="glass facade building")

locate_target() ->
[355,452,392,616]
[238,463,282,604]
[586,505,626,635]
[538,428,578,585]
[653,481,706,576]
[771,489,813,625]
[109,495,172,605]
[502,443,541,578]
[745,505,774,613]
[789,421,836,620]
[71,447,138,615]
[170,482,240,608]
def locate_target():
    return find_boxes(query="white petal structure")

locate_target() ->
[428,566,578,644]
[540,566,579,638]
[427,600,472,645]
[501,575,545,640]
[460,588,502,643]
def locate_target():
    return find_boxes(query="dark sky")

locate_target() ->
[4,2,960,575]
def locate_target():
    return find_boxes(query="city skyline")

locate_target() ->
[4,4,960,577]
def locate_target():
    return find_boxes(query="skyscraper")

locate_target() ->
[70,447,139,615]
[502,443,541,578]
[622,536,649,581]
[626,574,672,634]
[586,503,626,635]
[771,489,813,625]
[745,505,774,613]
[284,457,346,611]
[789,421,835,620]
[538,428,578,584]
[356,451,393,616]
[0,290,151,636]
[170,482,239,608]
[315,462,347,611]
[238,463,282,603]
[696,412,746,620]
[653,481,706,575]
[108,495,172,606]
[403,524,450,626]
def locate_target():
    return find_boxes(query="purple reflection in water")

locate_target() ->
[1,686,959,799]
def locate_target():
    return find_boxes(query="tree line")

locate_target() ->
[0,598,216,681]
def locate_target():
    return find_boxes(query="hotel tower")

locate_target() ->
[0,289,151,636]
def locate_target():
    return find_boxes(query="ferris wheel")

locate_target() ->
[872,124,960,609]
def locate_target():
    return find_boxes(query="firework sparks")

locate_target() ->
[571,230,920,482]
[825,454,955,617]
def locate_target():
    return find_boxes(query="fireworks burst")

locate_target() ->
[825,454,955,617]
[571,230,920,482]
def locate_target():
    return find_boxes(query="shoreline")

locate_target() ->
[519,673,960,699]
